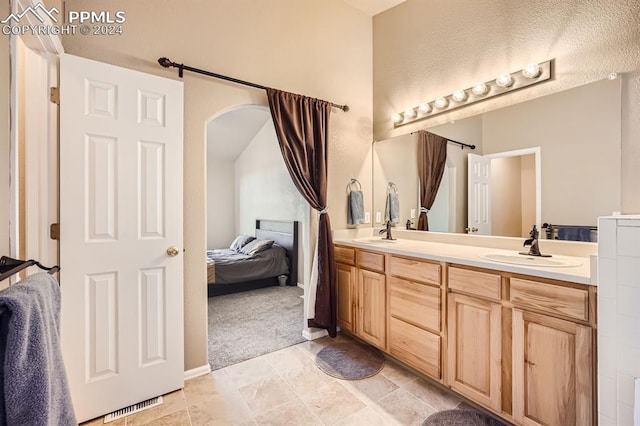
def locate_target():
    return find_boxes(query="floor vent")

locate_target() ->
[103,396,163,423]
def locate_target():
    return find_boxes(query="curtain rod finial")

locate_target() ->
[158,57,173,68]
[342,105,350,112]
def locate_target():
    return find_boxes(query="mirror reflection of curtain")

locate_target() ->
[417,131,448,231]
[266,88,337,338]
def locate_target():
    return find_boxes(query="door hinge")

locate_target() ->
[50,87,59,104]
[50,223,60,240]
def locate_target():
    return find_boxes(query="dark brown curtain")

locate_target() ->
[266,88,337,337]
[417,131,448,231]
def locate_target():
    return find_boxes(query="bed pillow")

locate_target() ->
[239,238,274,255]
[229,235,256,251]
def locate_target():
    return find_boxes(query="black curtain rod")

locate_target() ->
[157,57,349,112]
[410,132,475,150]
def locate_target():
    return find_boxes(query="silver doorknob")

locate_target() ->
[166,246,179,257]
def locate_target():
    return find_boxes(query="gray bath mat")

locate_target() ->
[422,409,508,426]
[314,341,385,380]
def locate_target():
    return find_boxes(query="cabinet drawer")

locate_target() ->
[389,277,440,332]
[448,266,501,301]
[390,256,440,286]
[510,278,589,322]
[334,246,355,265]
[357,250,385,272]
[390,317,441,380]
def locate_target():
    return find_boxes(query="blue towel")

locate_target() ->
[385,192,400,224]
[347,190,365,225]
[0,273,76,426]
[557,226,592,242]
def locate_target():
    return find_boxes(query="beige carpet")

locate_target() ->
[314,341,385,380]
[208,286,304,370]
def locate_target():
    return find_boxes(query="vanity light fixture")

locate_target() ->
[434,97,449,109]
[472,83,489,96]
[392,59,553,127]
[495,73,514,88]
[522,63,542,78]
[418,103,432,114]
[404,108,417,119]
[452,89,468,102]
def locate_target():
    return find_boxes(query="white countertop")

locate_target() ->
[334,236,594,285]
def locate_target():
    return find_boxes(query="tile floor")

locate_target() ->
[82,333,468,426]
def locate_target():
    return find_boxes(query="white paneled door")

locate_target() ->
[59,54,184,423]
[467,153,491,235]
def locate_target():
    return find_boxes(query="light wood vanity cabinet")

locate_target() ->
[336,263,356,333]
[447,264,596,425]
[447,267,503,411]
[333,245,596,426]
[357,268,386,349]
[510,278,595,426]
[388,256,443,381]
[512,310,593,426]
[335,246,356,333]
[334,246,386,349]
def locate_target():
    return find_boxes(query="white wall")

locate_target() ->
[206,158,235,249]
[235,119,308,284]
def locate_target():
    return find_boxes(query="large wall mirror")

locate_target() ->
[373,78,621,239]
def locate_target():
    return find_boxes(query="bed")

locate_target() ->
[207,219,299,297]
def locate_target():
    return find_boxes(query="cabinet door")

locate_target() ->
[513,310,593,426]
[336,263,356,333]
[357,269,386,349]
[447,293,502,412]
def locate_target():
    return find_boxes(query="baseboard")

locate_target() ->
[302,327,328,340]
[184,364,211,381]
[297,282,303,289]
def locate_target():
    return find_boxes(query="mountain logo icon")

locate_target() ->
[1,3,59,24]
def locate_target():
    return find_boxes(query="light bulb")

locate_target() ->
[418,103,432,114]
[472,83,488,96]
[434,97,448,109]
[392,113,403,123]
[522,63,541,78]
[404,108,417,119]
[496,73,513,88]
[452,89,468,102]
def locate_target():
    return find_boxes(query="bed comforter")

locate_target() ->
[206,244,289,284]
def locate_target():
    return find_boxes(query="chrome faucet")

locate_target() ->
[379,221,396,240]
[520,225,551,257]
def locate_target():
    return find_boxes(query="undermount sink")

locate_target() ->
[479,253,582,268]
[352,238,398,244]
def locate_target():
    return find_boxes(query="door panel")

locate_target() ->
[357,269,386,349]
[513,310,593,426]
[467,153,491,235]
[59,53,184,422]
[447,292,501,411]
[336,263,356,332]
